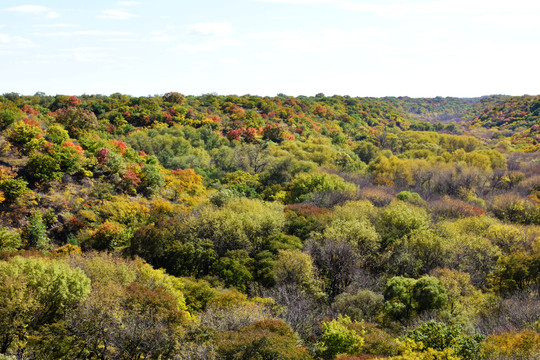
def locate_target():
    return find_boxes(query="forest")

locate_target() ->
[0,91,539,360]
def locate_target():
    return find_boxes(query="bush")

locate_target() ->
[0,105,23,129]
[0,177,29,202]
[359,188,395,207]
[287,172,356,204]
[430,197,485,219]
[405,321,483,359]
[481,329,540,360]
[216,319,312,360]
[316,315,365,359]
[377,201,430,246]
[396,191,425,206]
[489,194,540,225]
[0,227,21,252]
[384,276,447,323]
[333,290,384,323]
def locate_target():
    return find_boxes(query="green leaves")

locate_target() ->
[384,276,447,323]
[377,201,430,247]
[0,256,91,352]
[316,315,365,359]
[287,172,356,204]
[405,321,483,360]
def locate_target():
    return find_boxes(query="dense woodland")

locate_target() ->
[0,92,539,360]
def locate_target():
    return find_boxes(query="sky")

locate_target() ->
[1,0,539,98]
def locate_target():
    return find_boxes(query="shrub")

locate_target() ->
[396,191,425,206]
[216,319,312,360]
[0,177,29,202]
[384,276,447,323]
[430,197,485,219]
[489,194,540,225]
[287,172,356,204]
[359,188,395,207]
[377,201,430,246]
[405,321,483,359]
[481,329,540,360]
[0,227,21,252]
[316,315,365,359]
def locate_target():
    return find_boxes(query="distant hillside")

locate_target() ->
[381,96,480,122]
[468,95,540,149]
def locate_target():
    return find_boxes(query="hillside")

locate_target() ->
[0,92,539,360]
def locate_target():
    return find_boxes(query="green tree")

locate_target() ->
[7,120,42,152]
[212,250,254,292]
[273,249,322,296]
[377,201,430,247]
[316,315,365,359]
[139,163,164,196]
[384,276,447,323]
[216,319,313,360]
[0,177,29,203]
[0,227,21,252]
[181,198,285,256]
[0,256,91,353]
[45,124,70,145]
[287,172,356,203]
[25,153,63,183]
[22,212,49,250]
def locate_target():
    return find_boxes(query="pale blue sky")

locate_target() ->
[1,0,539,97]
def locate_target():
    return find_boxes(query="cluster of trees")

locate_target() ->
[0,92,539,359]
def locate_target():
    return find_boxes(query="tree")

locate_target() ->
[216,320,313,360]
[384,276,447,323]
[287,172,356,204]
[53,107,98,137]
[481,329,540,360]
[316,315,365,359]
[0,256,91,354]
[25,153,62,183]
[273,249,322,297]
[0,177,29,203]
[377,201,430,248]
[181,198,285,256]
[306,239,361,299]
[22,212,49,250]
[45,125,69,145]
[7,120,42,149]
[162,92,186,104]
[139,163,164,196]
[405,321,484,360]
[212,250,254,293]
[0,227,21,252]
[353,140,380,163]
[333,290,384,323]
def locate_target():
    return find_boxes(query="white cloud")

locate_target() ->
[104,38,134,43]
[244,28,383,55]
[172,43,215,53]
[33,23,76,28]
[147,31,170,43]
[258,0,540,16]
[59,47,111,63]
[97,9,138,20]
[6,5,60,18]
[31,31,72,37]
[77,30,133,36]
[187,22,233,37]
[32,30,134,37]
[171,38,243,53]
[0,33,34,48]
